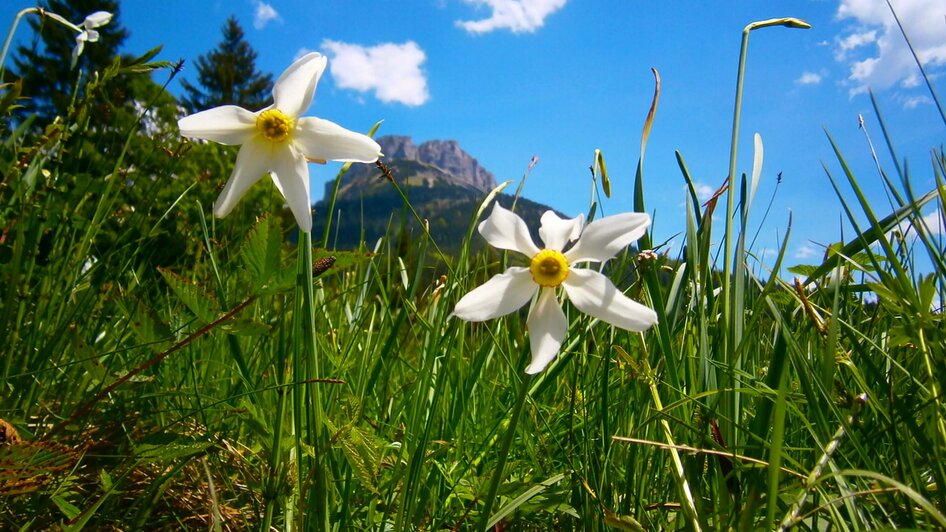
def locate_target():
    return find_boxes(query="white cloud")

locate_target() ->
[900,209,945,237]
[796,71,823,85]
[899,94,932,109]
[794,244,819,260]
[885,209,943,245]
[294,47,315,61]
[321,40,430,106]
[693,182,715,202]
[835,0,946,96]
[252,1,280,29]
[457,0,567,34]
[834,30,877,60]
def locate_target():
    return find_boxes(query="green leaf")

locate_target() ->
[239,214,284,291]
[158,267,220,323]
[52,495,82,520]
[118,296,172,353]
[134,441,212,463]
[220,318,271,336]
[787,264,818,276]
[802,185,940,285]
[486,473,565,529]
[604,511,646,531]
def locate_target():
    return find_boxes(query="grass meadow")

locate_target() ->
[2,10,946,532]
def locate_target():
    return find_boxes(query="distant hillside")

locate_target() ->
[312,135,558,253]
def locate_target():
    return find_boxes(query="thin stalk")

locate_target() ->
[300,230,330,531]
[646,364,702,532]
[0,8,40,81]
[478,372,534,531]
[722,16,810,446]
[0,8,87,80]
[778,394,867,531]
[262,297,291,531]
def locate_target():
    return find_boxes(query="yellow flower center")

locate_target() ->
[256,109,294,143]
[530,249,569,287]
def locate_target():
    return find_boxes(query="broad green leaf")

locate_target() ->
[158,267,219,323]
[239,214,284,291]
[118,295,172,353]
[52,495,82,520]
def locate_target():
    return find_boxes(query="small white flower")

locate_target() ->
[453,204,658,374]
[70,11,112,68]
[177,52,381,232]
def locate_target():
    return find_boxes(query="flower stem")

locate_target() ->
[477,372,534,531]
[293,230,330,530]
[0,9,38,82]
[722,15,810,450]
[646,368,702,531]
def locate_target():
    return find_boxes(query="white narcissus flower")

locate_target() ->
[453,204,658,374]
[71,11,112,67]
[177,52,382,232]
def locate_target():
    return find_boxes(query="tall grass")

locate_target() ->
[2,7,945,531]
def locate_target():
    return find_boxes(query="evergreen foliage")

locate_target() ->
[179,16,274,113]
[10,0,128,123]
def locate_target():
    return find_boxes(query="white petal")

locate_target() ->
[563,269,658,331]
[83,29,99,43]
[477,204,540,257]
[538,210,584,251]
[452,267,536,321]
[272,52,327,117]
[564,212,650,264]
[213,138,273,219]
[525,288,567,374]
[82,11,112,29]
[294,117,381,163]
[71,40,83,67]
[178,106,257,145]
[270,146,313,231]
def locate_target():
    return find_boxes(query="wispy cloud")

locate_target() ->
[794,244,819,260]
[321,40,430,106]
[795,71,823,86]
[252,0,281,29]
[835,0,946,97]
[457,0,567,34]
[834,30,877,60]
[693,182,715,202]
[899,94,932,109]
[897,209,945,238]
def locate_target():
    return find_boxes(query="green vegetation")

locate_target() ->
[1,5,945,531]
[179,16,274,114]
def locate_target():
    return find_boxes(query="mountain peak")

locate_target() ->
[377,135,419,160]
[373,135,496,191]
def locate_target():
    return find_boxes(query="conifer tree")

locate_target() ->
[10,0,128,122]
[180,16,274,113]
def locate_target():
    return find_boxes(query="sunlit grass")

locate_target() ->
[1,6,945,531]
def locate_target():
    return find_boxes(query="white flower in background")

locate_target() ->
[453,204,658,374]
[71,11,112,67]
[177,52,382,232]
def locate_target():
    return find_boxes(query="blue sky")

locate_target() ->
[6,0,946,267]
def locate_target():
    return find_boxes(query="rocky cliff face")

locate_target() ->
[377,135,419,160]
[412,138,496,193]
[328,135,497,199]
[379,135,496,192]
[313,134,557,251]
